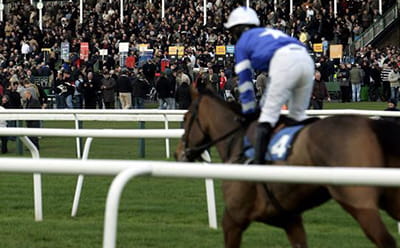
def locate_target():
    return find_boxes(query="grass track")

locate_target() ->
[0,101,397,248]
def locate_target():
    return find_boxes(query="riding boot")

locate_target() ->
[254,122,273,165]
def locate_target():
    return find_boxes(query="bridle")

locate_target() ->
[182,95,244,161]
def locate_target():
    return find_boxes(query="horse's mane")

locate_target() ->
[199,88,243,115]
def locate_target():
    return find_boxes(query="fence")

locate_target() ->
[0,109,186,159]
[2,159,400,248]
[2,109,400,247]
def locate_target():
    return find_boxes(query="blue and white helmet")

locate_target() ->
[224,7,260,29]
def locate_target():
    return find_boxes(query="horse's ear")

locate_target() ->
[190,84,199,99]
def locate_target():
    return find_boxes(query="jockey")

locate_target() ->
[225,7,315,164]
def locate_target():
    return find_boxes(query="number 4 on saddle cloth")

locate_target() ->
[244,125,304,162]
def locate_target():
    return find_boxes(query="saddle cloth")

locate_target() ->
[244,125,304,161]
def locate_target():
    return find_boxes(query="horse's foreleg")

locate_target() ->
[222,209,249,248]
[338,201,396,248]
[282,215,308,248]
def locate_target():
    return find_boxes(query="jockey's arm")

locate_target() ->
[235,46,257,115]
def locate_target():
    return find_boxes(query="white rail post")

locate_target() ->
[201,151,217,229]
[71,138,94,217]
[164,114,170,159]
[19,136,42,221]
[74,114,82,159]
[103,166,152,248]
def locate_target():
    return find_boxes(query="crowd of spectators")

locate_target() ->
[0,0,398,111]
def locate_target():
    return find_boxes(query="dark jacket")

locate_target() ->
[155,76,170,99]
[132,77,150,98]
[312,79,329,100]
[116,75,132,93]
[101,77,116,103]
[25,96,41,128]
[175,82,191,109]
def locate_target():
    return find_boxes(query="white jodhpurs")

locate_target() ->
[259,44,315,125]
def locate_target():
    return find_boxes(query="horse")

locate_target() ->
[175,88,400,248]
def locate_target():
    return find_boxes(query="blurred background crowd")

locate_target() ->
[0,0,398,111]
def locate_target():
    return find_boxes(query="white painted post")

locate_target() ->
[37,0,43,31]
[0,0,4,22]
[120,0,123,23]
[164,114,170,159]
[71,138,93,217]
[103,166,152,248]
[203,0,206,26]
[19,136,42,221]
[201,151,217,229]
[290,0,293,15]
[79,0,83,24]
[74,115,82,159]
[379,0,383,15]
[334,0,337,17]
[246,0,250,8]
[161,0,165,19]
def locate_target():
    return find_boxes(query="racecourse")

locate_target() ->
[0,101,399,248]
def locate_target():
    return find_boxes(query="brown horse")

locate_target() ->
[175,89,400,248]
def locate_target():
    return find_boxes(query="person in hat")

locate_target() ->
[383,98,400,123]
[224,6,315,164]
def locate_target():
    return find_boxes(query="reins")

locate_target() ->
[183,95,243,160]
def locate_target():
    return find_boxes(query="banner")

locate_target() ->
[138,44,149,52]
[61,42,70,62]
[215,46,226,55]
[138,49,154,67]
[119,42,129,53]
[313,43,323,53]
[177,46,185,57]
[99,49,108,56]
[329,44,343,59]
[226,45,235,54]
[168,46,177,56]
[80,42,89,61]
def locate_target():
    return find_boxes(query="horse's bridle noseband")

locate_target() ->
[182,95,243,161]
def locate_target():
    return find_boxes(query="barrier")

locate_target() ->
[0,109,186,159]
[2,158,400,248]
[0,128,184,223]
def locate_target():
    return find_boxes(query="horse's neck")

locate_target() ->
[208,111,244,163]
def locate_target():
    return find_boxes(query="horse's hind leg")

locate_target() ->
[330,187,396,248]
[281,215,308,248]
[222,208,250,248]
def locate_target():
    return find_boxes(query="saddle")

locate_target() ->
[244,116,319,162]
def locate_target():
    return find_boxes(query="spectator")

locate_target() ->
[218,70,227,99]
[349,64,364,102]
[175,81,191,110]
[155,72,171,109]
[388,66,400,100]
[23,90,41,150]
[0,95,9,153]
[383,98,400,123]
[381,64,392,102]
[80,71,98,109]
[369,62,382,101]
[73,73,84,109]
[116,69,132,109]
[310,70,330,109]
[132,71,150,109]
[337,63,351,102]
[100,70,117,109]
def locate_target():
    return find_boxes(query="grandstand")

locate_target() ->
[0,0,398,109]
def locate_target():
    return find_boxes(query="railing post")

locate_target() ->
[103,166,152,248]
[138,121,145,158]
[16,120,24,155]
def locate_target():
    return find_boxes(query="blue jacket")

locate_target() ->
[234,27,304,114]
